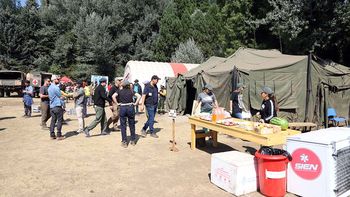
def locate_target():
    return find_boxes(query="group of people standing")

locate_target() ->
[23,74,165,148]
[194,83,277,123]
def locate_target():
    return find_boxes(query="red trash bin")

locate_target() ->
[255,151,290,197]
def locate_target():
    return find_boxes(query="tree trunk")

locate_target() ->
[278,31,283,53]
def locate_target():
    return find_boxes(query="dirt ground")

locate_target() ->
[0,97,295,197]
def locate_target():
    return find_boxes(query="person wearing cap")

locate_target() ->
[193,84,218,114]
[22,80,34,117]
[140,75,161,138]
[39,78,51,129]
[133,79,142,114]
[83,77,112,137]
[73,80,85,133]
[48,75,65,140]
[230,83,247,119]
[259,86,277,123]
[117,80,141,147]
[107,77,123,131]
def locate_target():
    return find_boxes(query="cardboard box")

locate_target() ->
[211,151,257,196]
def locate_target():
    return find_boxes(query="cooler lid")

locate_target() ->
[287,128,350,145]
[212,151,256,166]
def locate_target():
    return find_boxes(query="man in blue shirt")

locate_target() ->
[140,75,160,138]
[48,76,65,140]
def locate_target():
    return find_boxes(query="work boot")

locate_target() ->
[83,128,90,137]
[150,133,159,138]
[140,129,147,138]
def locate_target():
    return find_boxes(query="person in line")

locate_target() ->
[82,80,88,118]
[39,78,51,129]
[140,75,161,138]
[193,84,218,114]
[133,79,142,114]
[118,80,141,148]
[83,78,112,137]
[84,81,92,106]
[158,85,166,114]
[48,76,65,140]
[230,83,247,119]
[258,86,277,123]
[73,80,85,133]
[107,77,123,131]
[23,80,34,118]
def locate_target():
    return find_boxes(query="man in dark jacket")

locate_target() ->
[83,78,112,137]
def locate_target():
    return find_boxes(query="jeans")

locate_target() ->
[50,106,64,137]
[143,105,156,133]
[86,106,107,132]
[41,102,51,126]
[24,104,32,117]
[83,98,88,117]
[120,105,136,142]
[75,106,85,132]
[232,112,242,119]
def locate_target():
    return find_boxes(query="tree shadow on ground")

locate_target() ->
[0,128,6,131]
[0,116,16,121]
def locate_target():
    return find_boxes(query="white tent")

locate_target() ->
[123,61,199,88]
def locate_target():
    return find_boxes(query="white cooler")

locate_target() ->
[286,128,350,197]
[211,151,257,196]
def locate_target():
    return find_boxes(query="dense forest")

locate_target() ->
[0,0,349,79]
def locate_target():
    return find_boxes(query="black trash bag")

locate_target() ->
[258,146,293,161]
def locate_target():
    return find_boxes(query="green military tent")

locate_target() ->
[166,48,350,126]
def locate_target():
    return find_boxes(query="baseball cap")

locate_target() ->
[203,84,213,91]
[151,75,161,80]
[261,86,273,94]
[51,75,60,81]
[122,80,131,86]
[134,79,139,83]
[99,78,107,83]
[143,80,149,84]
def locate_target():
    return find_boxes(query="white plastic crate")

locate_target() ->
[211,151,257,196]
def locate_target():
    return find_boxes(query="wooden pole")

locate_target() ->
[169,118,179,152]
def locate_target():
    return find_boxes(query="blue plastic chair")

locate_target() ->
[327,108,348,127]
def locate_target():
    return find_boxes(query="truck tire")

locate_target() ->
[0,89,4,97]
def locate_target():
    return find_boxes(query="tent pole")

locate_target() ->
[324,85,329,128]
[304,51,312,122]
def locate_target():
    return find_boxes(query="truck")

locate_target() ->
[26,72,53,97]
[0,70,26,97]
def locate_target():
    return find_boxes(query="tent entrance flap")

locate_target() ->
[184,79,197,114]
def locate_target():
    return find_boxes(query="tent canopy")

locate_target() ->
[166,47,350,126]
[123,60,199,88]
